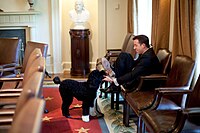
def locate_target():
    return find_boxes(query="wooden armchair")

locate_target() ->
[0,55,45,106]
[0,65,45,131]
[0,57,45,131]
[96,33,134,70]
[139,74,200,133]
[122,55,195,126]
[0,38,20,78]
[156,48,172,75]
[0,41,48,89]
[2,41,48,78]
[0,48,42,92]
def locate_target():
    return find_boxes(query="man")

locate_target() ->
[101,35,162,92]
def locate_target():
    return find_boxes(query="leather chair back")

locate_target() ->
[121,33,132,52]
[186,74,200,125]
[22,51,45,87]
[0,38,20,65]
[166,55,195,106]
[124,35,137,59]
[156,48,171,75]
[21,41,48,73]
[187,75,200,108]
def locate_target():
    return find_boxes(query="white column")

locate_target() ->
[50,0,62,73]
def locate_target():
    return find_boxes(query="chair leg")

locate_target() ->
[104,92,108,98]
[99,82,103,98]
[138,115,145,133]
[0,82,3,89]
[111,92,115,109]
[123,100,130,127]
[104,82,108,98]
[116,91,119,110]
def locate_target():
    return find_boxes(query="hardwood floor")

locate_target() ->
[44,71,88,81]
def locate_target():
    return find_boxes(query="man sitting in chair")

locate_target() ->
[99,35,162,92]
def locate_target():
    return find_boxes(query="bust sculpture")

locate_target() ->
[69,0,90,29]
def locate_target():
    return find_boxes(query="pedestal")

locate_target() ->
[69,29,90,76]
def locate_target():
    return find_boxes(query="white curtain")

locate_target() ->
[194,0,200,82]
[133,0,152,42]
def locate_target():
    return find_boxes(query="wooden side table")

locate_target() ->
[69,29,90,76]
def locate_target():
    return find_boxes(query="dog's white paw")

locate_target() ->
[82,115,90,122]
[89,107,96,116]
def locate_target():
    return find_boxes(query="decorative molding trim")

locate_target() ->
[0,11,40,40]
[0,11,40,27]
[0,11,40,15]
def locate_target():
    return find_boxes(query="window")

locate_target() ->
[133,0,152,42]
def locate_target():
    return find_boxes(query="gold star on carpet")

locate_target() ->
[42,116,53,122]
[73,104,82,108]
[74,127,90,133]
[45,96,54,101]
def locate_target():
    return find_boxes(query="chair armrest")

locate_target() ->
[155,86,191,95]
[106,48,122,52]
[15,65,22,70]
[0,63,17,68]
[137,74,167,91]
[0,77,23,82]
[105,49,122,58]
[140,74,168,80]
[121,74,168,94]
[105,50,122,59]
[0,64,18,77]
[0,67,16,72]
[183,107,200,114]
[106,52,121,57]
[148,86,190,110]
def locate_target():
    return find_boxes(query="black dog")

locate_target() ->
[53,70,105,122]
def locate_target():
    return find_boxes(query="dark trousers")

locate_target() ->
[112,52,135,78]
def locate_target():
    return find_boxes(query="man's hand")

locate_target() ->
[103,75,113,83]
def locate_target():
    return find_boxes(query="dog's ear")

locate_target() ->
[99,70,106,76]
[87,70,103,89]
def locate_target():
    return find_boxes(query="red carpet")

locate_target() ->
[41,88,104,133]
